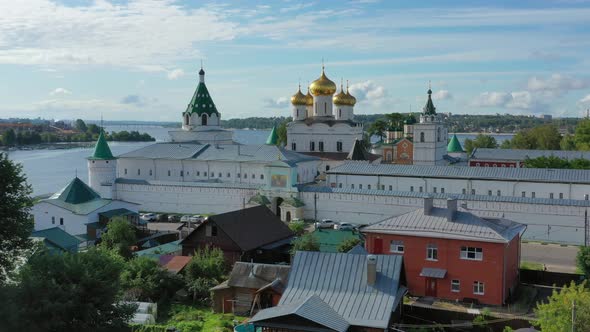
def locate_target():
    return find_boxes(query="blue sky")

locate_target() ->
[1,0,590,121]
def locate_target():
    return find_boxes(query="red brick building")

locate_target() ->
[362,197,526,305]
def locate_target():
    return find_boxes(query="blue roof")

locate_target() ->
[31,227,82,252]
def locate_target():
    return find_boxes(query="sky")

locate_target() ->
[1,0,590,121]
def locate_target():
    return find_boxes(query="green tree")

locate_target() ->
[100,217,137,259]
[561,134,577,151]
[577,246,590,278]
[337,238,361,253]
[575,119,590,150]
[276,121,288,147]
[570,158,590,169]
[74,119,88,132]
[184,246,225,302]
[464,134,498,155]
[291,234,320,254]
[2,128,16,146]
[4,249,136,331]
[0,153,34,284]
[87,123,102,135]
[120,256,183,302]
[534,281,590,332]
[288,221,306,236]
[385,113,404,128]
[368,119,388,141]
[524,156,570,169]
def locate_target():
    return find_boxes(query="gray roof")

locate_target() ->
[270,251,404,329]
[420,267,447,279]
[115,178,262,190]
[224,262,290,291]
[363,207,526,243]
[251,294,350,332]
[328,161,590,184]
[471,148,590,162]
[117,143,318,166]
[301,185,590,207]
[347,244,368,255]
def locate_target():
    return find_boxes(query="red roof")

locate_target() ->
[159,255,191,274]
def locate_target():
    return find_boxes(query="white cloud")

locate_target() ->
[167,69,185,80]
[580,94,590,105]
[49,88,71,96]
[263,97,290,109]
[432,90,453,100]
[349,80,387,103]
[527,74,588,97]
[471,91,537,110]
[120,95,157,107]
[0,1,237,68]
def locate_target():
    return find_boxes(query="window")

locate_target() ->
[433,187,437,193]
[585,194,589,201]
[351,184,355,189]
[390,240,404,253]
[462,188,466,195]
[521,191,526,197]
[532,192,536,198]
[137,169,141,176]
[420,132,425,142]
[206,225,218,237]
[326,165,330,171]
[310,141,315,151]
[471,189,476,195]
[292,142,296,151]
[451,280,460,293]
[260,174,264,179]
[124,168,128,175]
[337,141,343,152]
[212,225,218,236]
[339,183,342,188]
[441,188,445,194]
[461,246,483,261]
[204,171,207,176]
[237,172,240,178]
[559,193,564,199]
[318,141,324,152]
[219,172,222,178]
[359,184,363,189]
[437,127,441,142]
[497,190,501,196]
[427,243,438,261]
[389,185,393,191]
[252,174,255,179]
[168,170,171,176]
[419,186,423,193]
[227,172,231,178]
[550,193,554,199]
[488,190,492,196]
[180,170,184,177]
[51,216,55,224]
[197,171,200,176]
[473,281,485,295]
[410,186,414,192]
[149,169,153,176]
[367,185,371,190]
[59,218,64,226]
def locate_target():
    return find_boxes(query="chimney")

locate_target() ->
[367,255,377,286]
[446,197,457,222]
[423,196,434,215]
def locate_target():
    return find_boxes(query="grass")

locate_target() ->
[132,304,248,332]
[520,261,544,271]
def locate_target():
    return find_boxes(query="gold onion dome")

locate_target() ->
[333,84,349,105]
[309,66,337,96]
[305,87,313,106]
[290,86,307,105]
[345,86,357,106]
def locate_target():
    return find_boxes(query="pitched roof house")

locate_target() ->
[211,262,290,315]
[30,227,82,253]
[180,205,294,265]
[250,251,406,331]
[362,197,526,305]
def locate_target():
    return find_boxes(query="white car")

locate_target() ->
[189,215,203,222]
[315,219,336,229]
[140,213,156,221]
[334,222,356,231]
[180,215,191,222]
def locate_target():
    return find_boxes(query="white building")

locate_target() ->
[32,177,138,237]
[413,88,448,165]
[286,66,364,172]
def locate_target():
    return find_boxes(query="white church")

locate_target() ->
[32,66,590,245]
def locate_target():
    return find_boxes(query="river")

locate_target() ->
[6,125,513,196]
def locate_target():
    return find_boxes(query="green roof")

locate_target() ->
[249,194,271,205]
[136,240,182,258]
[88,131,115,160]
[447,134,463,153]
[98,208,138,219]
[266,126,279,145]
[282,197,305,207]
[41,178,112,215]
[31,227,82,253]
[185,71,219,116]
[311,229,361,253]
[404,113,417,125]
[423,89,436,115]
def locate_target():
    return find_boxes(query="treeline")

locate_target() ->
[524,156,590,169]
[220,116,291,129]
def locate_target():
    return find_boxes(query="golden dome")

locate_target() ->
[333,84,349,105]
[309,66,337,96]
[290,86,307,105]
[305,87,313,106]
[345,85,357,106]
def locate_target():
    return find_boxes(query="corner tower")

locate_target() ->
[87,131,117,199]
[412,87,447,165]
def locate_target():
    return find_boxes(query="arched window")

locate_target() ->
[420,132,425,142]
[201,113,207,126]
[310,141,315,151]
[339,109,342,118]
[324,102,327,114]
[296,109,299,117]
[437,127,441,142]
[185,113,190,125]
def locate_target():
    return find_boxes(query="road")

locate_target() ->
[521,242,578,273]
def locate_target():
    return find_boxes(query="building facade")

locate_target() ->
[413,88,448,166]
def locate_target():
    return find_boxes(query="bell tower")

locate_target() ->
[413,85,447,165]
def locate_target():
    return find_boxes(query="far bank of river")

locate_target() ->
[7,126,514,196]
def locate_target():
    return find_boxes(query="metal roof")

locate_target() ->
[31,227,82,252]
[275,251,404,329]
[118,143,318,166]
[420,267,447,279]
[135,240,182,258]
[328,161,590,184]
[301,185,590,207]
[88,131,115,160]
[251,294,350,332]
[222,262,290,291]
[115,178,262,190]
[50,177,101,204]
[471,148,590,161]
[363,207,526,243]
[347,244,368,255]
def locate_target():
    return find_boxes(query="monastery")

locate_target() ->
[33,66,590,245]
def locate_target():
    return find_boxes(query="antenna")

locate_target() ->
[200,59,203,70]
[428,80,432,90]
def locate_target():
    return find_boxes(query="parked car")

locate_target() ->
[189,215,203,222]
[168,215,181,222]
[334,222,356,231]
[140,213,156,221]
[315,219,336,229]
[180,215,190,222]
